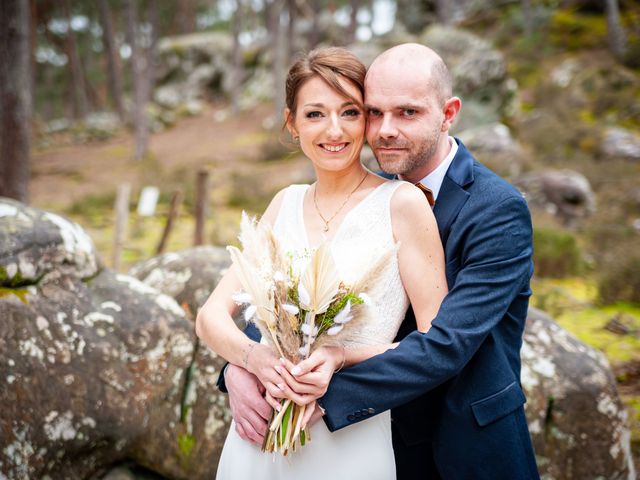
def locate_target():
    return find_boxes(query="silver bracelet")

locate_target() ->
[243,342,257,370]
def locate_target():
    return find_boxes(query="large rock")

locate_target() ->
[420,25,516,125]
[601,127,640,161]
[512,169,596,226]
[0,200,229,480]
[128,247,235,479]
[457,123,525,176]
[522,308,635,479]
[129,246,230,320]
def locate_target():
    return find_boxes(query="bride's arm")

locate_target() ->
[282,183,447,401]
[196,189,309,404]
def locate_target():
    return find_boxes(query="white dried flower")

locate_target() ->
[244,305,257,322]
[358,292,373,306]
[282,304,299,315]
[232,292,253,305]
[333,300,353,325]
[326,325,343,336]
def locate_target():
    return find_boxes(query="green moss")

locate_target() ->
[554,305,640,364]
[177,433,195,458]
[0,287,29,303]
[549,10,607,50]
[0,266,32,289]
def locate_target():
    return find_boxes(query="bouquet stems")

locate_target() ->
[261,399,310,455]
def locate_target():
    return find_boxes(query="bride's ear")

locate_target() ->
[284,108,298,139]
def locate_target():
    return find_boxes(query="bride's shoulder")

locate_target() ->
[260,184,309,226]
[389,181,430,211]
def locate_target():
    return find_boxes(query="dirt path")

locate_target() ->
[30,103,275,210]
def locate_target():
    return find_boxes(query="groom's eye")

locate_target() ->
[402,108,417,117]
[367,109,381,117]
[343,108,361,117]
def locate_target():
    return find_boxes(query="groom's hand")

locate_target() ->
[225,364,271,445]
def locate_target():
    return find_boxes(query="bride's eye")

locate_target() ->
[343,108,361,117]
[306,111,323,119]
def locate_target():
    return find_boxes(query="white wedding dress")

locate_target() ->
[216,180,410,480]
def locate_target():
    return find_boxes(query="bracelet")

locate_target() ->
[335,346,346,373]
[243,342,257,370]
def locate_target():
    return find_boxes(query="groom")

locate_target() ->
[220,43,539,479]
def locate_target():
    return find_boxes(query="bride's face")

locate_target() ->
[286,76,365,174]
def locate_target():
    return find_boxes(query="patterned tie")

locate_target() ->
[415,182,435,207]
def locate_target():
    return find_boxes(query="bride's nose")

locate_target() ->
[326,112,343,139]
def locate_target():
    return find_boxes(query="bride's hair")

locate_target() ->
[284,47,366,125]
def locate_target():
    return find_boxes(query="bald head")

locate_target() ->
[367,43,452,106]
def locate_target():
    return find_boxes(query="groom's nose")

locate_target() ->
[378,113,398,139]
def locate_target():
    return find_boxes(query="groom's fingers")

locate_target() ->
[237,416,264,445]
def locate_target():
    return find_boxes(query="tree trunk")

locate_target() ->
[286,0,297,63]
[146,0,160,103]
[124,0,149,160]
[61,0,89,119]
[268,0,286,120]
[605,0,627,60]
[346,0,361,44]
[435,0,452,25]
[0,0,32,203]
[97,0,126,121]
[176,0,196,34]
[230,0,243,114]
[309,0,322,49]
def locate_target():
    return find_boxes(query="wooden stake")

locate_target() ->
[194,169,209,246]
[112,183,131,271]
[156,189,182,254]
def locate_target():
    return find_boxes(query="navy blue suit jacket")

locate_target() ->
[317,140,539,479]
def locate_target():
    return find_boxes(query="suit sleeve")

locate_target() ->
[216,322,261,393]
[318,195,533,431]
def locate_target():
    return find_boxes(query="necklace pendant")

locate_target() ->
[323,224,330,233]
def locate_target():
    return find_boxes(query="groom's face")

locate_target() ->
[364,68,444,183]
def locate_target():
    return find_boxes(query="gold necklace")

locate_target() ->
[313,171,369,233]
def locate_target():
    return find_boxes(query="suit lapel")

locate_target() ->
[433,139,475,246]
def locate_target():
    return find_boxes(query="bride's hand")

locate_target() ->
[246,343,311,407]
[281,346,344,400]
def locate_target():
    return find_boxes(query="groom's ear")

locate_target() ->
[441,97,461,132]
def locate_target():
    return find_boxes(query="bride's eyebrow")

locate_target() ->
[303,102,356,108]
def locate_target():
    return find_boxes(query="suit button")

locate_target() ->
[361,409,369,416]
[354,411,361,418]
[368,408,375,414]
[347,414,355,421]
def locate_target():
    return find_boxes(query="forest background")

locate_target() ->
[1,0,640,475]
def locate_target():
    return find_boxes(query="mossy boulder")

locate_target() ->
[523,308,635,479]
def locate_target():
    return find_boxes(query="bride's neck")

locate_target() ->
[314,165,368,196]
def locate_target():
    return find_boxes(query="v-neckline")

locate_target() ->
[299,182,389,249]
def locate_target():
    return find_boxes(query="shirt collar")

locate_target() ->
[414,136,457,201]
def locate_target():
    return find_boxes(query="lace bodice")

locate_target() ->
[272,181,410,346]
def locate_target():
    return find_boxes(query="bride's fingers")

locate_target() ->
[264,390,282,412]
[287,355,323,377]
[275,362,310,393]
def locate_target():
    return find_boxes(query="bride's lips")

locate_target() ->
[319,143,349,153]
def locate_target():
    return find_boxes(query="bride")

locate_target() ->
[195,47,447,479]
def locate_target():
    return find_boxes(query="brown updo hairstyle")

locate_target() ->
[284,47,366,127]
